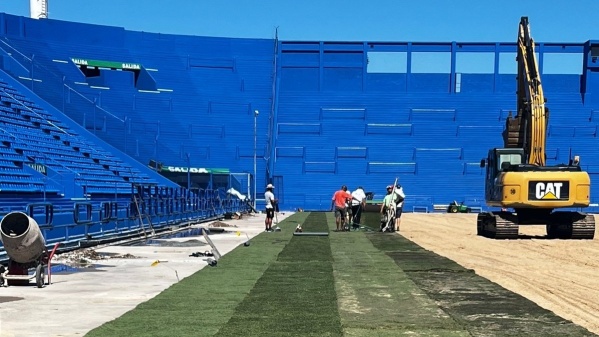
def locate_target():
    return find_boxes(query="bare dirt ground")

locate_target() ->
[401,213,599,335]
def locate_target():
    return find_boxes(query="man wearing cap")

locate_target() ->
[264,183,277,232]
[331,185,355,232]
[380,183,406,232]
[380,185,396,232]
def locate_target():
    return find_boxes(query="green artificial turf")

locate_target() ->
[327,212,470,337]
[214,212,343,337]
[85,212,308,337]
[85,211,598,337]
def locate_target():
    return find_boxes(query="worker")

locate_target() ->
[380,185,395,232]
[331,185,355,232]
[393,183,406,231]
[350,186,367,226]
[264,183,277,232]
[379,183,405,232]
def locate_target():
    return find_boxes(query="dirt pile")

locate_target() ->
[209,221,237,228]
[53,248,140,266]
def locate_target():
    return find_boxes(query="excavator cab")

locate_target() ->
[480,148,524,203]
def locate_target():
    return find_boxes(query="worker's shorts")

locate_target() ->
[265,208,275,219]
[395,207,403,219]
[334,206,347,219]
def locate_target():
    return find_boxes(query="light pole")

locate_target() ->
[186,152,191,190]
[254,109,259,209]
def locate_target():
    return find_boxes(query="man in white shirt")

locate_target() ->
[393,183,406,231]
[264,184,277,232]
[350,186,367,226]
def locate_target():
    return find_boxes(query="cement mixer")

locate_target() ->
[0,211,60,288]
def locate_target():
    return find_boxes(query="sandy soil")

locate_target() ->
[401,213,599,336]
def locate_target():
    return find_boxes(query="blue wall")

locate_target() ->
[273,41,599,210]
[2,13,599,211]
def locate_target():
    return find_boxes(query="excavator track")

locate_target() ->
[547,212,595,240]
[571,215,595,239]
[477,212,519,239]
[493,213,520,239]
[478,211,595,240]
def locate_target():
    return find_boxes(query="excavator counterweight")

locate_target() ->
[477,17,594,240]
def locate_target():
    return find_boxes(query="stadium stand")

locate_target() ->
[0,75,170,196]
[1,12,599,221]
[0,18,250,250]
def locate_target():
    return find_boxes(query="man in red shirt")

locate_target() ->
[331,185,355,232]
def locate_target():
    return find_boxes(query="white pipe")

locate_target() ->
[30,0,48,19]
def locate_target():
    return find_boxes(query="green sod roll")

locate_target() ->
[293,232,329,236]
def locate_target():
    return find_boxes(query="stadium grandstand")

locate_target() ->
[1,5,599,248]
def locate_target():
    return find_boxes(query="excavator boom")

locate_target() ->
[503,16,548,166]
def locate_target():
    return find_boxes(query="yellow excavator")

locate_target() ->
[477,16,595,240]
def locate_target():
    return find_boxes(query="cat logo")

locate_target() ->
[528,181,569,201]
[536,182,561,199]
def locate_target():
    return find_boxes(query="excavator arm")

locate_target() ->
[502,16,548,166]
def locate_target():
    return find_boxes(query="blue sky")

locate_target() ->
[2,0,598,42]
[1,0,599,73]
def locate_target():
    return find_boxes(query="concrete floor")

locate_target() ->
[0,212,292,337]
